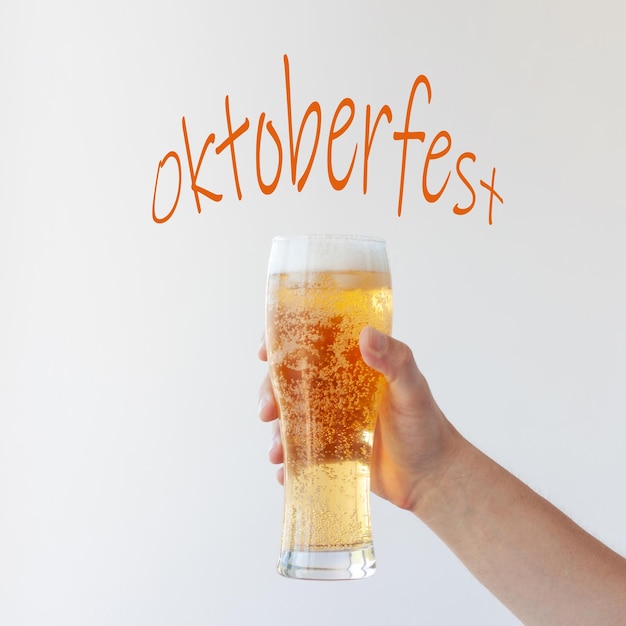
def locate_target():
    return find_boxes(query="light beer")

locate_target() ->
[265,236,392,580]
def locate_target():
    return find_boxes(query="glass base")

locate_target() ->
[277,545,376,580]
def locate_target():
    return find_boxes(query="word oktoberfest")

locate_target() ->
[152,55,503,224]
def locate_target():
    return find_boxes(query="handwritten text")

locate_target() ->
[152,55,503,224]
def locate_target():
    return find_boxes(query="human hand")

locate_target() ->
[260,329,626,624]
[257,337,285,486]
[356,326,461,512]
[258,327,461,514]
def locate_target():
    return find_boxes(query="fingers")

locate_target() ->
[275,465,284,486]
[258,332,284,483]
[258,374,277,422]
[258,332,276,422]
[269,419,284,464]
[258,369,284,473]
[266,399,284,484]
[258,333,268,361]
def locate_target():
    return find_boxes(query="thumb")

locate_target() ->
[359,326,433,416]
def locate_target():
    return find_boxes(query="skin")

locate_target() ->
[258,327,626,625]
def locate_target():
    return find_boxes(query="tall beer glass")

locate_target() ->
[265,235,392,580]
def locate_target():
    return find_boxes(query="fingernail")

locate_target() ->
[367,327,386,353]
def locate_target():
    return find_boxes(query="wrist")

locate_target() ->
[408,421,474,522]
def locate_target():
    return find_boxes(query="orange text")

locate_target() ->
[152,55,503,224]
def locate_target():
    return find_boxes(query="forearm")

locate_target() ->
[413,434,626,625]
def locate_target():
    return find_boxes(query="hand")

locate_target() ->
[259,328,626,624]
[258,326,462,513]
[357,326,461,512]
[257,337,285,486]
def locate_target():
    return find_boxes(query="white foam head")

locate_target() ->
[267,234,389,274]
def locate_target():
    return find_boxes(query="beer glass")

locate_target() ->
[265,235,392,580]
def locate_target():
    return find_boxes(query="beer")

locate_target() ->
[265,236,392,580]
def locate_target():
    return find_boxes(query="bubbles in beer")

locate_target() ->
[266,270,392,551]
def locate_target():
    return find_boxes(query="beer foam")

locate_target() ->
[268,235,389,274]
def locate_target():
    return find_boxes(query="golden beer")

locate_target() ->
[265,236,392,580]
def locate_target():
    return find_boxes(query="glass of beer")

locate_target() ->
[265,234,392,580]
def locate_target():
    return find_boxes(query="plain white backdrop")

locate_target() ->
[1,1,625,624]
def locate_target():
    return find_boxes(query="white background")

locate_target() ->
[1,1,625,624]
